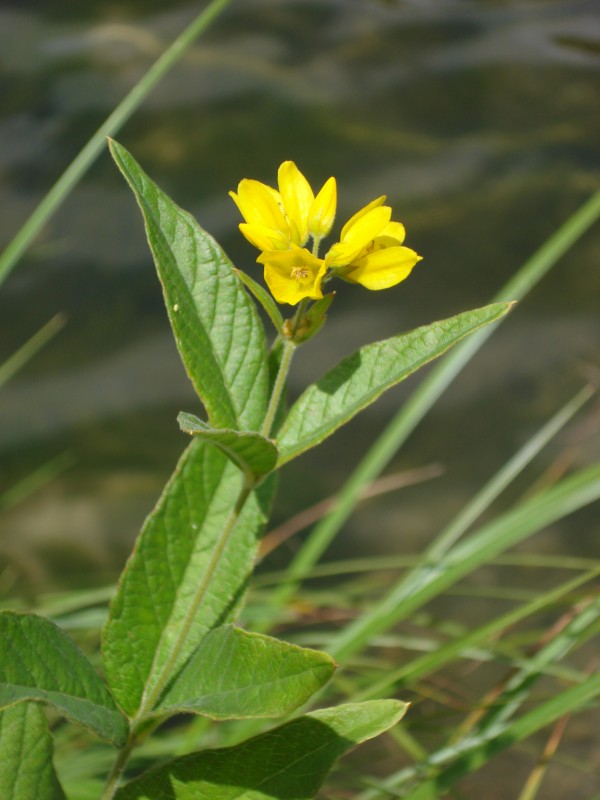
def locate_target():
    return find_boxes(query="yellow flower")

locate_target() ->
[257,244,327,306]
[325,198,422,291]
[231,161,421,304]
[230,162,337,252]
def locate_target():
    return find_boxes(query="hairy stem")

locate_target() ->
[261,338,295,437]
[101,478,254,795]
[141,481,253,715]
[100,733,137,800]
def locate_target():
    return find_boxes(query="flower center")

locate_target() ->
[291,266,310,283]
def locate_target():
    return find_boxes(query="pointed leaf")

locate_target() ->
[177,412,278,477]
[276,303,512,465]
[103,443,275,718]
[0,612,128,746]
[157,625,335,720]
[115,700,407,799]
[109,139,269,431]
[0,704,66,800]
[234,268,285,335]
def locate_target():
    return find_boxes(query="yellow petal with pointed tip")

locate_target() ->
[230,179,288,233]
[309,176,337,239]
[340,195,387,241]
[278,161,314,246]
[344,247,422,290]
[326,205,392,267]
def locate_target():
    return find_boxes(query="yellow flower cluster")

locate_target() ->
[230,161,422,306]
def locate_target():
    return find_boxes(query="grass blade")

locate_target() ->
[0,0,234,288]
[0,314,65,389]
[266,189,600,621]
[355,566,600,701]
[329,460,600,661]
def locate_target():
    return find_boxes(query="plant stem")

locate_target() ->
[140,481,253,715]
[261,337,295,437]
[100,477,254,796]
[100,733,137,800]
[0,0,234,289]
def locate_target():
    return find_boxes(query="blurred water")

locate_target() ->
[0,0,598,590]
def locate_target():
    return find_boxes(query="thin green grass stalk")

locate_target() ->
[428,598,600,757]
[464,595,600,740]
[252,552,600,587]
[0,314,65,388]
[354,566,600,701]
[420,385,594,562]
[320,386,594,664]
[321,385,594,663]
[0,0,234,288]
[0,452,75,513]
[329,460,600,661]
[361,671,600,800]
[388,724,429,763]
[263,190,600,624]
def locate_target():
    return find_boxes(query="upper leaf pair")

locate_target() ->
[109,140,511,481]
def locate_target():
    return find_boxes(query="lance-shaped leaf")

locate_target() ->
[0,612,127,746]
[234,269,285,335]
[177,412,278,478]
[103,443,275,718]
[115,700,407,799]
[156,625,335,719]
[109,139,269,432]
[276,303,512,465]
[0,704,66,800]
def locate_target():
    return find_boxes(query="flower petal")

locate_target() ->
[339,195,387,241]
[258,245,326,305]
[377,220,406,245]
[230,179,288,233]
[325,205,392,268]
[239,223,290,251]
[309,176,337,239]
[343,246,422,290]
[278,161,314,246]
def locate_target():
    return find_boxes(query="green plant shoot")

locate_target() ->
[0,142,513,799]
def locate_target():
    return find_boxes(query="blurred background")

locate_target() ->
[1,0,598,592]
[0,1,599,792]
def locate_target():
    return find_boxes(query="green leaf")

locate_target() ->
[157,625,335,720]
[234,268,285,335]
[0,704,66,800]
[177,412,278,478]
[102,443,275,718]
[115,700,407,799]
[109,139,269,432]
[0,612,128,746]
[276,303,512,465]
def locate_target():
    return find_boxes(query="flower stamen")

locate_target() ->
[291,267,310,282]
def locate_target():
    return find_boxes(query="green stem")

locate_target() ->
[261,338,295,437]
[100,733,137,800]
[140,481,253,714]
[0,0,234,289]
[101,477,254,795]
